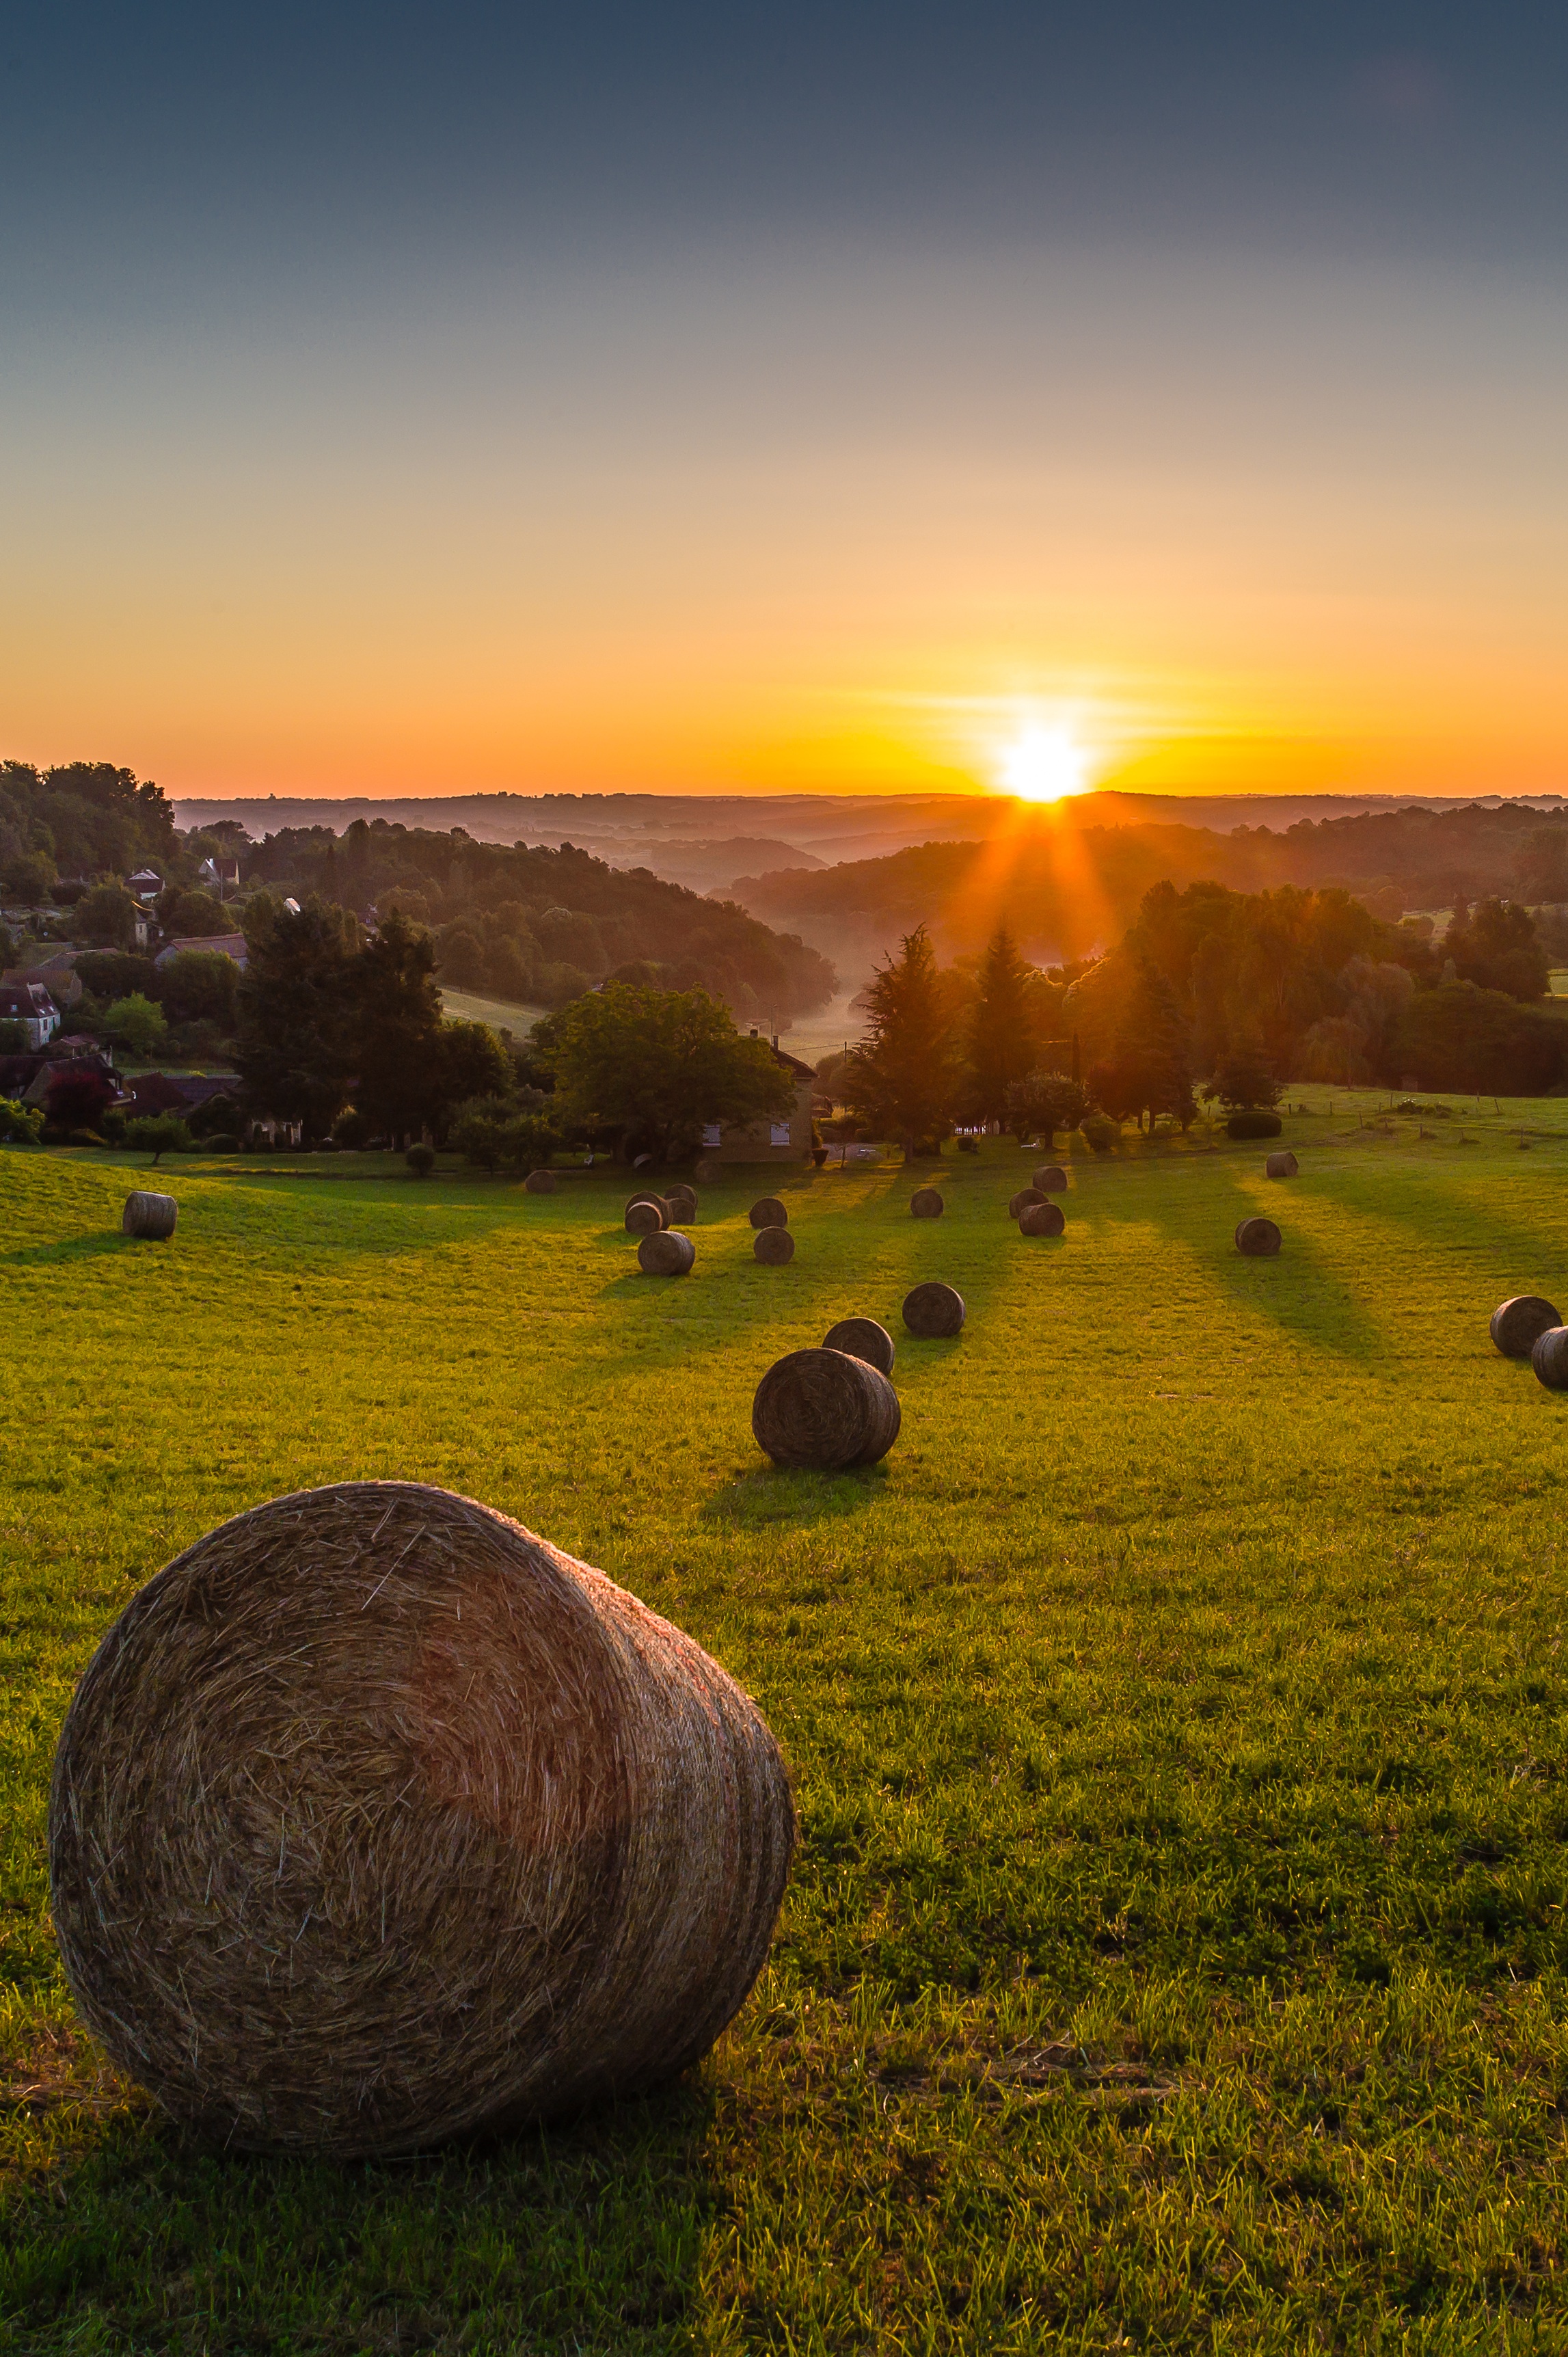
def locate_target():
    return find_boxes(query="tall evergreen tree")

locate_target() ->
[1090,957,1195,1131]
[966,925,1038,1123]
[843,926,960,1155]
[351,911,448,1143]
[234,896,359,1138]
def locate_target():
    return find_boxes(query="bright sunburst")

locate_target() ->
[997,723,1091,803]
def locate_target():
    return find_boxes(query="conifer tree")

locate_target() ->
[966,925,1039,1124]
[843,926,960,1155]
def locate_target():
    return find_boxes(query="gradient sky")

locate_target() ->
[2,4,1565,800]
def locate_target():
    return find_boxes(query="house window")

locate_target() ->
[770,1122,791,1146]
[701,1122,722,1146]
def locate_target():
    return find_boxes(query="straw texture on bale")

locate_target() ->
[524,1170,557,1194]
[1530,1327,1568,1390]
[822,1316,895,1375]
[1032,1165,1067,1194]
[1491,1295,1562,1359]
[752,1349,900,1470]
[749,1197,787,1228]
[902,1280,964,1338]
[1008,1187,1044,1219]
[753,1226,795,1265]
[1019,1200,1066,1237]
[1265,1151,1299,1179]
[48,1481,794,2158]
[1234,1216,1282,1257]
[122,1191,178,1241]
[624,1199,666,1235]
[910,1187,943,1219]
[664,1185,698,1220]
[638,1230,696,1276]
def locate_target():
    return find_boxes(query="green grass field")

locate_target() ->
[3,1101,1567,2353]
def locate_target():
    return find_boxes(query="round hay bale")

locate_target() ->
[665,1184,698,1218]
[624,1198,667,1235]
[1234,1216,1282,1258]
[1264,1151,1299,1179]
[1019,1200,1065,1237]
[749,1197,787,1229]
[1531,1326,1568,1390]
[902,1280,964,1338]
[122,1191,177,1241]
[1032,1164,1067,1194]
[46,1481,794,2157]
[693,1159,722,1185]
[753,1226,795,1265]
[524,1169,556,1194]
[822,1316,895,1376]
[638,1230,695,1276]
[910,1187,944,1219]
[1491,1295,1563,1359]
[752,1349,900,1470]
[1008,1187,1045,1219]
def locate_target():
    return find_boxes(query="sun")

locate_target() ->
[997,723,1091,803]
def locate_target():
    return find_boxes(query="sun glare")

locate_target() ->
[997,723,1091,803]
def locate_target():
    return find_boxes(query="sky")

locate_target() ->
[1,4,1565,803]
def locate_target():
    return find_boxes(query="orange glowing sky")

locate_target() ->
[2,12,1565,803]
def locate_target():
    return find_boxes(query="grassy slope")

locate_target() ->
[2,1101,1567,2354]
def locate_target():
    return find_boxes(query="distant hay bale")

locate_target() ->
[910,1187,944,1219]
[1265,1152,1299,1179]
[822,1317,895,1375]
[665,1185,698,1221]
[1032,1165,1067,1194]
[122,1191,177,1241]
[1234,1216,1282,1257]
[46,1480,794,2158]
[694,1159,722,1185]
[1008,1187,1045,1219]
[1491,1295,1562,1360]
[902,1280,964,1338]
[749,1197,787,1228]
[524,1170,556,1194]
[753,1227,795,1265]
[1018,1200,1065,1237]
[1531,1327,1568,1390]
[638,1230,696,1276]
[752,1349,900,1470]
[625,1197,668,1234]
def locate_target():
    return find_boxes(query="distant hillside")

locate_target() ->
[730,802,1568,971]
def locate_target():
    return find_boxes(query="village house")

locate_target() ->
[703,1033,820,1164]
[127,868,163,903]
[2,961,84,1009]
[0,982,62,1049]
[154,932,249,971]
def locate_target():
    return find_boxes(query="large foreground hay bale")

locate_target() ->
[753,1349,900,1469]
[1234,1216,1282,1257]
[749,1196,787,1228]
[902,1280,964,1338]
[1008,1187,1044,1219]
[47,1482,793,2157]
[1531,1327,1568,1390]
[524,1169,557,1194]
[625,1198,667,1235]
[638,1230,695,1276]
[754,1226,795,1265]
[1265,1151,1299,1179]
[910,1186,943,1218]
[122,1191,177,1241]
[1019,1200,1065,1237]
[1491,1295,1562,1359]
[1032,1165,1067,1194]
[822,1317,895,1375]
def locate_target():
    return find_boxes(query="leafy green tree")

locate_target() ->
[156,949,239,1029]
[157,886,231,939]
[234,896,359,1140]
[1,849,54,904]
[405,1142,436,1178]
[75,882,139,949]
[843,926,961,1156]
[1202,1029,1280,1111]
[450,1096,558,1172]
[1090,958,1195,1131]
[546,984,792,1163]
[966,926,1038,1123]
[103,993,169,1058]
[0,1020,28,1054]
[1003,1069,1090,1144]
[124,1113,190,1163]
[439,1019,514,1116]
[0,1096,44,1144]
[350,911,447,1142]
[1446,899,1550,1002]
[74,951,158,1000]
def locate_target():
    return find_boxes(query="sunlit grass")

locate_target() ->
[2,1105,1567,2351]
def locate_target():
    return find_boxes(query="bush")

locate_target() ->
[0,1096,44,1145]
[1226,1109,1284,1139]
[200,1132,239,1153]
[406,1142,436,1178]
[124,1113,192,1163]
[1081,1112,1120,1153]
[103,993,170,1058]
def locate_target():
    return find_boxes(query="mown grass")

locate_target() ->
[2,1099,1567,2354]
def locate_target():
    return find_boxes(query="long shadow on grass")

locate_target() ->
[0,1232,137,1269]
[703,1461,891,1527]
[1076,1155,1392,1364]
